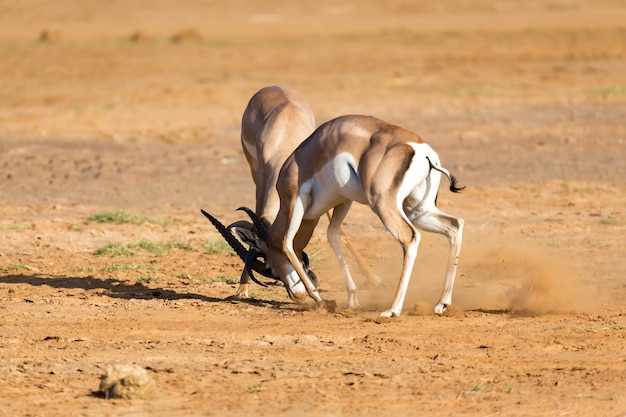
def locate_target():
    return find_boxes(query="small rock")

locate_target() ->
[170,29,203,43]
[99,364,156,400]
[39,30,62,43]
[129,31,151,43]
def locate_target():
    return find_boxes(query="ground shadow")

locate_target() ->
[0,273,292,309]
[467,307,548,318]
[467,308,512,315]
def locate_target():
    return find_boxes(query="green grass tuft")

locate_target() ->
[135,274,163,284]
[0,223,31,231]
[3,262,31,273]
[208,274,238,284]
[94,239,198,257]
[599,217,619,226]
[587,85,626,98]
[94,243,137,257]
[470,383,490,392]
[203,239,236,256]
[88,211,146,224]
[135,239,171,256]
[87,211,173,226]
[100,263,158,273]
[246,383,264,392]
[502,383,516,393]
[172,241,195,251]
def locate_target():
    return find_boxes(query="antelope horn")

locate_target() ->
[200,209,273,279]
[226,219,255,231]
[237,206,268,241]
[232,208,315,285]
[302,251,310,269]
[243,248,271,287]
[234,205,312,278]
[200,209,247,260]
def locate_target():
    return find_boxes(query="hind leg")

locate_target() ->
[325,211,382,291]
[327,202,360,308]
[371,201,420,317]
[412,207,464,314]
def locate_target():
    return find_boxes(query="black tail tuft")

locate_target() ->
[426,156,465,193]
[449,175,465,193]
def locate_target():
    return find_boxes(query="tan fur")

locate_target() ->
[235,88,380,300]
[267,114,463,317]
[240,86,316,222]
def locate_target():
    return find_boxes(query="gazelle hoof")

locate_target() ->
[434,303,448,315]
[379,309,400,318]
[347,294,360,310]
[231,284,249,299]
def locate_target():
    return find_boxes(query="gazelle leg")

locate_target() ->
[379,233,420,317]
[283,198,322,302]
[326,212,382,288]
[372,203,420,318]
[327,202,360,309]
[340,228,383,288]
[413,208,464,314]
[233,281,250,298]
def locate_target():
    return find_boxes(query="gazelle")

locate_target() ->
[207,114,464,317]
[227,85,317,299]
[206,86,377,301]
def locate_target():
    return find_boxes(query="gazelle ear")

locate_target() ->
[232,226,263,251]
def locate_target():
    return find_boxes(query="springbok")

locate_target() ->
[205,86,377,301]
[205,114,464,317]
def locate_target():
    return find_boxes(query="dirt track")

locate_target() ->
[1,1,626,416]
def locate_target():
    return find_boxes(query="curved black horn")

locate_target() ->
[237,206,268,241]
[226,219,255,231]
[201,208,276,282]
[243,249,272,287]
[200,209,247,261]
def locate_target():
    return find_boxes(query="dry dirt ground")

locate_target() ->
[1,1,626,416]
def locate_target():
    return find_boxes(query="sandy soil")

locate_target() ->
[1,1,626,416]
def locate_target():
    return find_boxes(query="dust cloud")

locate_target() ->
[456,243,606,315]
[347,240,606,316]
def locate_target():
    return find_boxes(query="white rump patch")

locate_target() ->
[396,143,435,210]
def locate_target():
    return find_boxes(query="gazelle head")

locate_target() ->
[200,208,316,303]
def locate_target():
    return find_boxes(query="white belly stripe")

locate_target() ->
[301,152,368,219]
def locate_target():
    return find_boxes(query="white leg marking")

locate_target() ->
[327,202,360,309]
[284,196,322,302]
[413,207,464,314]
[379,232,420,317]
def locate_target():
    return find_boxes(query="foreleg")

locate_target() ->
[283,198,322,302]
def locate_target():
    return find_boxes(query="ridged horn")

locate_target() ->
[302,251,310,269]
[226,220,255,231]
[232,207,317,288]
[200,209,273,279]
[244,248,270,287]
[200,209,247,260]
[237,206,268,241]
